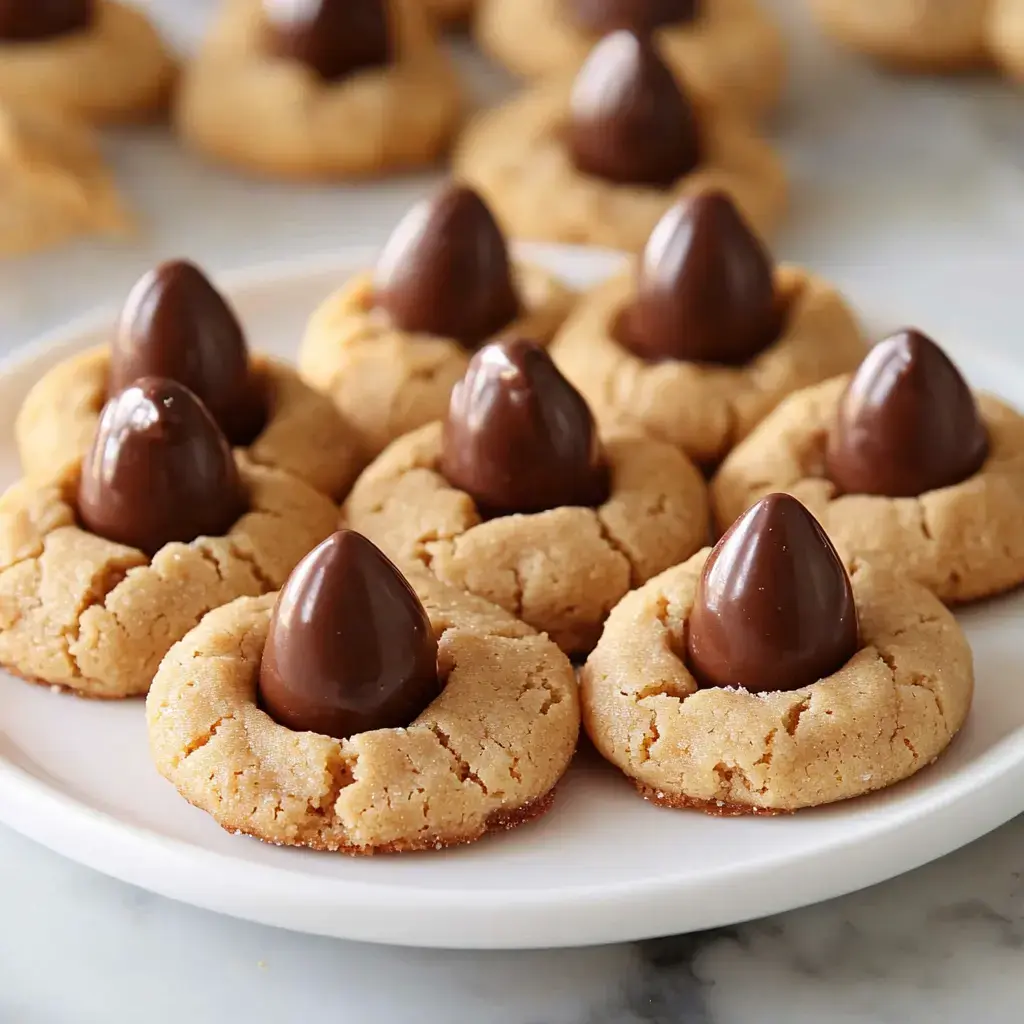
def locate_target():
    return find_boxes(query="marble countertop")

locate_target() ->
[3,2,1024,1022]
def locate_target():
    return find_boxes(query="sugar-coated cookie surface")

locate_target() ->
[146,570,580,854]
[582,553,974,812]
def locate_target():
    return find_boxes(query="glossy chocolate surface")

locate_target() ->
[686,493,859,693]
[617,191,780,364]
[825,329,989,498]
[262,0,391,81]
[441,337,609,517]
[567,30,701,188]
[77,378,246,557]
[565,0,699,34]
[373,184,520,349]
[258,531,440,740]
[0,0,92,42]
[112,260,265,446]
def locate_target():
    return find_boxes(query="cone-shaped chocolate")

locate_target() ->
[567,30,701,188]
[111,260,265,447]
[687,494,859,693]
[825,330,988,498]
[565,0,699,34]
[441,337,609,517]
[0,0,92,41]
[258,530,440,740]
[617,191,780,364]
[373,184,520,349]
[263,0,390,81]
[77,378,246,557]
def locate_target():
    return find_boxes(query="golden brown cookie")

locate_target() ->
[712,377,1024,604]
[0,1,176,124]
[175,0,462,180]
[476,0,786,119]
[551,263,864,468]
[453,41,785,252]
[0,100,131,256]
[146,564,579,854]
[0,455,337,700]
[343,422,710,656]
[807,0,991,72]
[582,547,974,813]
[298,264,574,459]
[16,347,364,501]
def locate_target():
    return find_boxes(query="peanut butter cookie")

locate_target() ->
[582,494,974,813]
[0,100,131,256]
[550,191,864,467]
[298,184,575,458]
[175,0,461,180]
[147,531,579,854]
[17,261,364,500]
[0,379,337,699]
[0,1,176,123]
[344,338,710,656]
[712,330,1024,604]
[454,31,786,252]
[476,0,786,119]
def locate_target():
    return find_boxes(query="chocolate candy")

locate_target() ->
[825,329,988,498]
[567,30,701,188]
[565,0,699,34]
[441,337,609,517]
[262,0,391,81]
[77,378,246,557]
[258,530,440,740]
[373,184,520,349]
[687,493,859,693]
[0,0,92,42]
[111,260,265,447]
[617,191,780,364]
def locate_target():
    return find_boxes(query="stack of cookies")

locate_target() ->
[5,164,1020,854]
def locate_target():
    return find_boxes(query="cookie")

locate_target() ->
[0,100,131,256]
[344,339,710,656]
[147,531,579,854]
[582,494,974,813]
[175,0,462,180]
[550,191,865,467]
[454,30,785,252]
[476,0,786,119]
[298,183,575,458]
[712,330,1024,604]
[427,0,475,24]
[17,261,364,501]
[0,1,176,123]
[807,0,990,72]
[0,379,337,700]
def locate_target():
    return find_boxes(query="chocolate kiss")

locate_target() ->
[111,260,265,447]
[565,0,700,35]
[0,0,92,42]
[262,0,390,81]
[78,378,246,557]
[567,30,701,188]
[687,493,859,693]
[441,337,609,517]
[617,191,780,365]
[825,329,989,498]
[373,184,520,349]
[258,530,440,740]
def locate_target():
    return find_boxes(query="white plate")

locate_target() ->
[1,247,1023,951]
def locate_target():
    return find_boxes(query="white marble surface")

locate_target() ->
[3,1,1024,1021]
